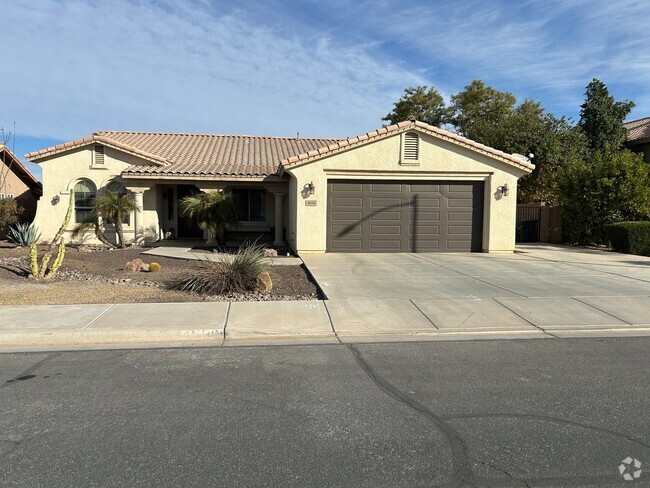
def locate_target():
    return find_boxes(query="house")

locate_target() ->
[624,117,650,162]
[26,120,533,253]
[1,143,42,223]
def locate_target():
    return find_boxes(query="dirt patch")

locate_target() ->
[0,242,321,305]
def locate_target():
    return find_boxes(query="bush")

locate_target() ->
[170,243,268,295]
[7,222,40,247]
[605,222,650,256]
[0,198,21,234]
[558,149,650,244]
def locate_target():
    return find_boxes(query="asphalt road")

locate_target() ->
[1,338,648,487]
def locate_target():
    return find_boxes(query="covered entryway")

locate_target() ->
[326,180,484,252]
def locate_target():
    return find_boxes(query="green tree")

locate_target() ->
[448,80,516,147]
[382,86,450,126]
[179,190,239,245]
[578,78,635,153]
[558,149,650,244]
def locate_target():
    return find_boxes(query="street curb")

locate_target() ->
[0,328,225,347]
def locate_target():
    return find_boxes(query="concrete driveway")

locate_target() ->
[301,245,650,339]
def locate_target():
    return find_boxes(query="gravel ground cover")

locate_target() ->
[0,242,321,305]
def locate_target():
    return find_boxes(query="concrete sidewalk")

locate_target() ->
[1,296,650,352]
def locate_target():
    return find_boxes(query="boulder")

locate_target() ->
[124,258,145,272]
[256,271,273,293]
[263,248,278,257]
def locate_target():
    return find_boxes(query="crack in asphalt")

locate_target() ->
[347,344,476,487]
[472,458,531,488]
[0,352,61,391]
[445,412,650,449]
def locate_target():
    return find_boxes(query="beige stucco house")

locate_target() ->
[27,120,533,253]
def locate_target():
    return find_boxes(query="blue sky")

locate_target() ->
[3,0,650,179]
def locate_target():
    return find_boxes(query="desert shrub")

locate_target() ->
[0,198,21,234]
[170,243,268,295]
[149,262,161,272]
[7,222,40,247]
[604,222,650,256]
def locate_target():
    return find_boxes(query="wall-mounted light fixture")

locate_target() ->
[497,183,509,197]
[307,182,315,195]
[51,195,60,205]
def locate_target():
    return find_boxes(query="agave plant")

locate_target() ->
[7,222,41,247]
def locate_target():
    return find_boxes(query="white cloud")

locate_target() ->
[3,0,425,140]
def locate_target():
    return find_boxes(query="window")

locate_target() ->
[74,179,96,222]
[7,194,14,198]
[403,132,419,161]
[232,189,266,222]
[94,145,105,165]
[104,180,130,225]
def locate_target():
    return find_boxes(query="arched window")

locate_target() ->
[74,179,96,223]
[403,132,419,161]
[105,180,127,196]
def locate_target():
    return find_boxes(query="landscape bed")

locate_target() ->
[0,243,321,305]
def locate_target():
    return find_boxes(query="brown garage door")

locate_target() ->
[327,180,484,252]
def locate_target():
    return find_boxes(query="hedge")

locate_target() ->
[604,222,650,256]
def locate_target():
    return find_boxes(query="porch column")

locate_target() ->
[126,186,149,245]
[273,191,285,246]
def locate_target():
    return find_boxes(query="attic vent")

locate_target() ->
[94,145,105,165]
[403,132,419,161]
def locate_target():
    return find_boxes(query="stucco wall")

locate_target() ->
[33,145,159,244]
[286,130,527,253]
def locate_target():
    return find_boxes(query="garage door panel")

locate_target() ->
[327,180,483,252]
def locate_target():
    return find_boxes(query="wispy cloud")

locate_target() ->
[3,0,649,151]
[2,0,424,141]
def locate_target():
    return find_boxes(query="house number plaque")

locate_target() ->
[305,200,317,206]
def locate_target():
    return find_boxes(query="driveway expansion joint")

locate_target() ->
[492,298,560,339]
[82,304,115,329]
[571,297,634,325]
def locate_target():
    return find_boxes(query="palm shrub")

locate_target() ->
[72,191,137,248]
[170,243,268,295]
[179,191,239,245]
[94,191,137,247]
[7,222,40,247]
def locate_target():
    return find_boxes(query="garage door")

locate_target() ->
[327,180,484,252]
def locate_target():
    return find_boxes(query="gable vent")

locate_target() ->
[403,132,419,161]
[94,145,105,165]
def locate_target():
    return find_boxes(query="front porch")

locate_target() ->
[125,180,289,248]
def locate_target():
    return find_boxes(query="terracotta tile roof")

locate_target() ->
[624,117,650,142]
[0,144,42,194]
[26,131,341,177]
[281,120,535,173]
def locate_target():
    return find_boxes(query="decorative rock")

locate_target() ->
[124,258,145,272]
[256,271,273,293]
[263,248,278,257]
[77,244,93,253]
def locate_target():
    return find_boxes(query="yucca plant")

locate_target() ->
[179,190,239,245]
[7,222,40,247]
[170,242,268,295]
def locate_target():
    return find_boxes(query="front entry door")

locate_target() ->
[176,185,204,238]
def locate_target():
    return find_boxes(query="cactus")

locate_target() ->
[30,192,73,280]
[148,262,161,272]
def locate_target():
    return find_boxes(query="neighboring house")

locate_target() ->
[624,117,650,162]
[0,143,42,222]
[26,120,533,253]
